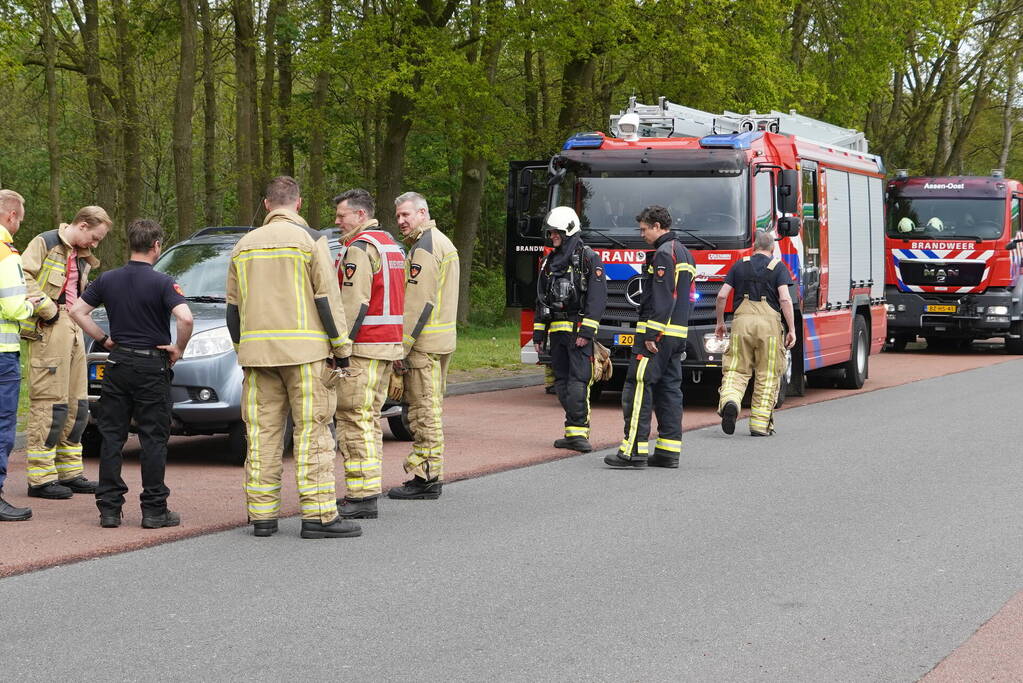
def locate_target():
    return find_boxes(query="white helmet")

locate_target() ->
[926,216,945,232]
[545,206,581,237]
[897,217,915,233]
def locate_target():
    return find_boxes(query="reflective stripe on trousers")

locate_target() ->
[336,356,391,498]
[403,350,449,481]
[718,298,786,435]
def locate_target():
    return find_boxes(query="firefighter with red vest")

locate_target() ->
[332,189,405,520]
[605,205,695,469]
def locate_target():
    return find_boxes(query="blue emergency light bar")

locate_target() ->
[699,131,763,149]
[563,132,606,150]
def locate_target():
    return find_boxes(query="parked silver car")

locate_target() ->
[82,226,412,465]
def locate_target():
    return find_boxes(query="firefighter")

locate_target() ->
[0,190,40,521]
[533,206,607,453]
[22,206,110,499]
[332,189,404,520]
[388,192,458,500]
[714,229,796,436]
[605,205,695,469]
[227,176,359,539]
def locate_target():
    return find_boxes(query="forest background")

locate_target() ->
[1,0,1022,327]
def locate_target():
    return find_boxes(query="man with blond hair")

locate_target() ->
[0,190,40,521]
[22,206,110,499]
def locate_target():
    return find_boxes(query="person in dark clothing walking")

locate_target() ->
[533,206,607,453]
[69,219,193,529]
[605,205,695,469]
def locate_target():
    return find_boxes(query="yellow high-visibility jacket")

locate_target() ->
[0,225,35,351]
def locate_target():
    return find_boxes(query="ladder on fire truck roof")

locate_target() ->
[610,96,870,154]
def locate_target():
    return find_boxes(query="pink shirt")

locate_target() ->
[64,252,79,308]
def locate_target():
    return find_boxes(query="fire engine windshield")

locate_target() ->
[553,172,745,245]
[886,197,1005,240]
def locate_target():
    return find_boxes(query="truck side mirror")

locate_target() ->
[777,169,799,214]
[777,216,801,237]
[1006,238,1021,250]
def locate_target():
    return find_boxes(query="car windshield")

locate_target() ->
[553,172,746,240]
[886,197,1005,239]
[155,242,232,299]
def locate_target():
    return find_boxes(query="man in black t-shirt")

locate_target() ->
[69,219,193,529]
[714,230,796,437]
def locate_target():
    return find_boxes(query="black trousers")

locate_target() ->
[95,350,172,516]
[619,340,684,460]
[549,332,593,438]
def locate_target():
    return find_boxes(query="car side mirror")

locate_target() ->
[777,216,801,237]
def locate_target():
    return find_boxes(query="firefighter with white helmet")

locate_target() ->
[533,206,607,453]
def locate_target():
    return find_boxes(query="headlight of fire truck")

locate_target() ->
[703,333,730,354]
[183,326,234,359]
[986,306,1008,316]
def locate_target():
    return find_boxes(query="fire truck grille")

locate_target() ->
[898,261,985,287]
[603,280,721,326]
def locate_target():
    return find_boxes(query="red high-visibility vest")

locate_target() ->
[340,229,405,344]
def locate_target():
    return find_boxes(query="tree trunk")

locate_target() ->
[375,90,415,233]
[81,0,122,262]
[41,0,61,227]
[276,1,295,177]
[200,0,220,228]
[261,0,281,181]
[998,36,1022,169]
[556,56,597,135]
[232,0,258,224]
[306,0,332,230]
[173,0,197,242]
[112,0,142,229]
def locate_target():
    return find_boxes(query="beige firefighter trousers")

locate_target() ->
[718,298,787,436]
[242,361,338,523]
[403,349,450,481]
[26,312,89,486]
[336,355,391,500]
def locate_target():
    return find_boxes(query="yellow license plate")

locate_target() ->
[614,333,635,346]
[926,305,957,313]
[90,364,105,380]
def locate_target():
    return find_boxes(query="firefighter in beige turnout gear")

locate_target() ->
[331,189,404,520]
[22,207,111,499]
[388,192,458,500]
[227,176,359,539]
[714,230,796,436]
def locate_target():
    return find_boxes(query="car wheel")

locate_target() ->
[81,425,103,458]
[387,404,415,442]
[228,422,248,466]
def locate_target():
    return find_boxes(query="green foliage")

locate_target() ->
[467,266,508,327]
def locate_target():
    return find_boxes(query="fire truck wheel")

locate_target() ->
[839,315,868,390]
[1006,322,1023,354]
[774,350,792,408]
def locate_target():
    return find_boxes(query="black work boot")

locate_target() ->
[553,436,593,453]
[0,491,32,521]
[99,511,122,528]
[720,401,739,435]
[337,495,378,519]
[141,510,181,529]
[603,452,648,469]
[58,475,98,494]
[387,476,443,500]
[252,520,278,537]
[300,516,362,539]
[647,454,679,469]
[27,481,73,499]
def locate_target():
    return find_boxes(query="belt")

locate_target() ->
[115,346,168,358]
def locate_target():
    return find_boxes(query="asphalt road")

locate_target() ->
[2,359,1022,680]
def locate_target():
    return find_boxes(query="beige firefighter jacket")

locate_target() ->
[339,219,403,361]
[402,220,458,355]
[21,223,100,337]
[227,208,350,367]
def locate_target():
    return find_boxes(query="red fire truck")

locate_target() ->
[506,98,888,396]
[884,172,1023,352]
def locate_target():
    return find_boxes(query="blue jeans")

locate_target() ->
[0,351,21,492]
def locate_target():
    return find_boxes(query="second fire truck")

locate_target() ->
[506,98,889,396]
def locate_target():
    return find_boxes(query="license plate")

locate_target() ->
[614,333,635,346]
[89,363,105,380]
[926,305,957,313]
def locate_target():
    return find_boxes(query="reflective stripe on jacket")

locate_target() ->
[20,224,99,338]
[402,221,459,354]
[0,225,35,351]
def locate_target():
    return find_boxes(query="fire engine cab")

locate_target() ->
[506,98,889,396]
[884,172,1023,352]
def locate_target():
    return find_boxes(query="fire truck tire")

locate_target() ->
[839,316,868,390]
[1005,322,1023,354]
